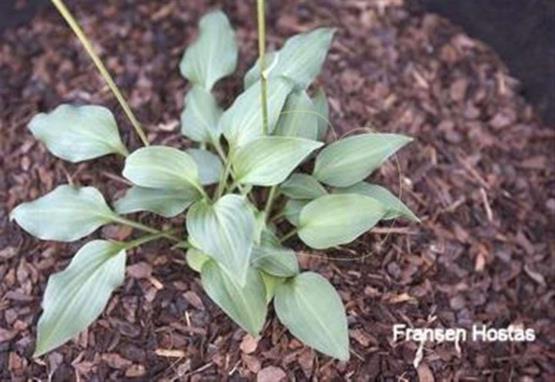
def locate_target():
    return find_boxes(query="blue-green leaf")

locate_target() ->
[283,199,308,227]
[335,182,419,222]
[244,28,335,89]
[201,261,267,335]
[179,11,238,90]
[186,248,211,273]
[298,194,386,249]
[251,245,299,278]
[274,272,349,361]
[187,148,223,185]
[274,90,319,140]
[10,185,115,242]
[187,195,255,285]
[181,86,222,142]
[233,136,323,186]
[312,88,329,141]
[221,77,293,147]
[114,186,200,218]
[122,146,203,192]
[280,173,327,200]
[34,240,126,356]
[313,133,413,187]
[29,104,127,162]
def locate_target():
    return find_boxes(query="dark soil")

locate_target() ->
[419,0,555,125]
[1,0,554,381]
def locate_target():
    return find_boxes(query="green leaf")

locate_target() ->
[260,228,281,247]
[10,185,115,242]
[274,272,349,361]
[201,261,267,335]
[274,90,319,140]
[34,240,126,356]
[187,148,223,185]
[29,104,127,163]
[243,52,277,90]
[251,245,299,278]
[187,195,255,285]
[233,136,323,186]
[122,146,202,192]
[181,86,222,142]
[260,271,282,303]
[280,173,327,200]
[244,28,335,89]
[253,209,266,245]
[179,11,238,90]
[283,199,308,227]
[221,77,293,147]
[114,186,200,218]
[312,88,329,141]
[186,248,211,272]
[313,133,412,187]
[335,182,419,222]
[297,194,385,249]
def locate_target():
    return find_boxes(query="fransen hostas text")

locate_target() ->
[393,324,535,343]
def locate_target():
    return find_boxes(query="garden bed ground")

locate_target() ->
[1,0,553,380]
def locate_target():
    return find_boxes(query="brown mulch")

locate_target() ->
[1,0,554,380]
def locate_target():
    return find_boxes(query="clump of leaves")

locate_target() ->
[11,9,417,361]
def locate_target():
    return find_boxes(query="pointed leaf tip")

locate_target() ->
[34,240,126,356]
[180,10,238,90]
[29,104,127,163]
[11,185,115,242]
[313,133,413,187]
[274,272,349,361]
[201,261,267,336]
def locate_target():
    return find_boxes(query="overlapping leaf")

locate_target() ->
[122,146,202,192]
[335,182,419,222]
[29,104,127,162]
[187,148,223,185]
[186,248,211,273]
[181,86,222,142]
[313,133,412,187]
[274,272,349,360]
[187,195,255,285]
[244,28,335,89]
[233,136,323,186]
[114,186,200,218]
[201,261,267,335]
[283,199,308,227]
[274,90,319,140]
[298,194,385,249]
[221,77,293,147]
[251,245,299,278]
[280,173,327,200]
[10,185,115,242]
[312,88,329,141]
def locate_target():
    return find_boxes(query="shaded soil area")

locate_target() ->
[1,0,554,380]
[419,0,555,125]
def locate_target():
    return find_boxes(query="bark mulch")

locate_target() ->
[1,0,553,380]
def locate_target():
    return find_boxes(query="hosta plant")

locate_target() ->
[11,3,417,361]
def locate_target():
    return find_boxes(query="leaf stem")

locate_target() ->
[51,0,149,147]
[122,229,179,250]
[279,228,298,243]
[257,0,269,135]
[263,186,278,220]
[111,215,180,242]
[216,160,232,199]
[212,139,248,196]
